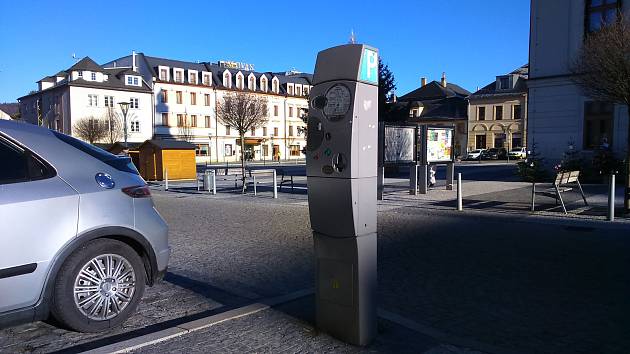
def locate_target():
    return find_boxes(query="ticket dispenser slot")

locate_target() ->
[307,44,378,346]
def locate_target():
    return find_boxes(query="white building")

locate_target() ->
[18,57,154,144]
[528,0,629,163]
[104,52,312,163]
[0,110,12,120]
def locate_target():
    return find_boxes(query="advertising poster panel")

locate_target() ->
[426,127,454,162]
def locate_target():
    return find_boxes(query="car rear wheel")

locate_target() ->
[51,239,145,332]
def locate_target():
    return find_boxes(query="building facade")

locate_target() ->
[467,65,528,151]
[529,0,629,163]
[103,53,311,163]
[18,57,154,144]
[395,74,470,157]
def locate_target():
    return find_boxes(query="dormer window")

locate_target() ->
[499,77,510,90]
[248,74,256,91]
[260,77,268,92]
[223,70,232,88]
[158,66,170,81]
[304,86,310,96]
[287,84,294,95]
[236,72,244,89]
[126,75,140,86]
[188,70,198,85]
[272,77,279,93]
[174,69,184,83]
[295,84,302,96]
[91,72,96,81]
[202,72,211,86]
[78,71,83,78]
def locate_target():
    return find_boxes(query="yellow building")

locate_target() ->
[467,65,528,151]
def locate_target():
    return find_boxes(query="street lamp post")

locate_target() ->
[208,132,213,168]
[503,127,512,163]
[118,101,130,151]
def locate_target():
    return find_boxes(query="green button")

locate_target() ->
[324,148,332,156]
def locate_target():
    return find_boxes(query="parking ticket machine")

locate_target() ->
[306,44,379,346]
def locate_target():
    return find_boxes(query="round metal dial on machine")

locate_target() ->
[323,84,352,121]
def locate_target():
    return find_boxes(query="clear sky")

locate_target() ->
[0,0,530,103]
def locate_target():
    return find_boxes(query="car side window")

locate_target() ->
[0,137,55,185]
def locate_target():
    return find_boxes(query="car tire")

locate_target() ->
[50,239,146,332]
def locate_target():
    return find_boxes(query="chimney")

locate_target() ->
[421,77,427,87]
[441,72,447,88]
[132,50,137,72]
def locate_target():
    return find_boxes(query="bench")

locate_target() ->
[531,170,588,214]
[277,169,295,193]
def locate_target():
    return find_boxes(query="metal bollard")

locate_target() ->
[457,173,463,211]
[608,174,615,221]
[212,170,217,195]
[273,170,278,199]
[253,175,257,196]
[409,164,418,195]
[164,168,169,191]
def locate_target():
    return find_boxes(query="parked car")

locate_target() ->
[508,147,527,159]
[481,148,507,160]
[465,149,486,160]
[0,120,170,332]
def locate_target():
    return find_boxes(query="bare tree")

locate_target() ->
[104,107,124,144]
[178,115,194,142]
[74,116,108,144]
[216,92,268,193]
[571,16,630,213]
[384,126,414,162]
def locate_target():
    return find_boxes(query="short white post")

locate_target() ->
[457,173,463,211]
[608,174,616,221]
[273,169,278,199]
[212,170,217,195]
[253,175,257,196]
[164,168,169,191]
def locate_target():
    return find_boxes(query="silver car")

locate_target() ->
[0,120,170,332]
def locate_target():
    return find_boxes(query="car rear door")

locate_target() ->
[0,136,79,312]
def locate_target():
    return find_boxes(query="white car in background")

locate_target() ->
[508,147,527,159]
[465,149,485,160]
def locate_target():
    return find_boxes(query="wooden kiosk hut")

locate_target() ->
[138,140,196,181]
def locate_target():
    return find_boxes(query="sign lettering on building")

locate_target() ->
[219,61,255,72]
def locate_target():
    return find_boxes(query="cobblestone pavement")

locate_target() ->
[1,189,629,353]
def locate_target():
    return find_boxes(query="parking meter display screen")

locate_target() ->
[426,128,453,162]
[324,84,351,121]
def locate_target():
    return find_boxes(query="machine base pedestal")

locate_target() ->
[314,232,377,346]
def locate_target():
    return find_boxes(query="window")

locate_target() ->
[190,115,197,127]
[304,86,309,96]
[175,71,183,83]
[237,75,243,89]
[161,90,168,103]
[273,127,278,136]
[289,125,294,136]
[288,85,294,95]
[195,144,209,156]
[475,135,487,149]
[176,91,183,104]
[204,94,210,106]
[225,144,233,156]
[205,115,211,128]
[586,0,621,33]
[261,78,267,92]
[274,105,279,116]
[203,74,211,86]
[290,145,301,156]
[223,72,231,87]
[495,106,503,120]
[0,138,53,184]
[104,96,114,107]
[251,127,256,135]
[78,71,83,78]
[263,144,269,157]
[262,127,267,136]
[177,114,184,127]
[130,98,139,109]
[160,68,168,80]
[127,76,139,86]
[190,92,197,105]
[162,113,169,126]
[272,80,279,93]
[130,120,140,133]
[249,76,255,90]
[91,72,96,81]
[226,125,231,135]
[499,77,510,90]
[88,94,98,107]
[189,73,197,85]
[289,106,293,117]
[512,133,523,148]
[478,107,485,120]
[584,101,614,149]
[513,105,522,120]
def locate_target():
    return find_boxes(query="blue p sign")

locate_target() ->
[360,48,378,84]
